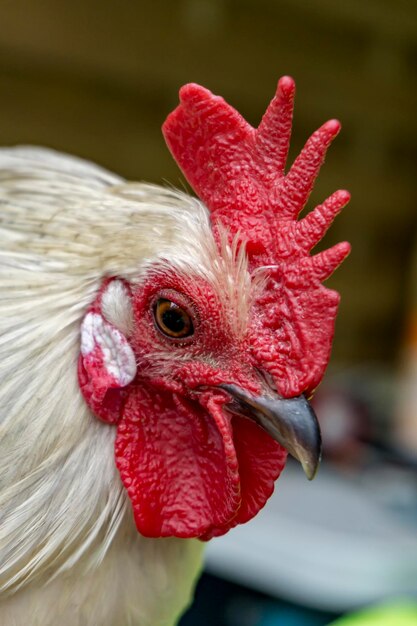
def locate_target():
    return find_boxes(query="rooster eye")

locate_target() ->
[154,298,194,339]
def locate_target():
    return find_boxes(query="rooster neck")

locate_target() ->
[0,516,204,626]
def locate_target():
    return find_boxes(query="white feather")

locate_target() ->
[101,279,134,336]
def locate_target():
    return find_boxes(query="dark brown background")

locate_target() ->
[0,0,416,366]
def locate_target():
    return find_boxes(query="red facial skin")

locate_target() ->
[79,271,286,540]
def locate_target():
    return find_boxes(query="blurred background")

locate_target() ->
[0,0,416,624]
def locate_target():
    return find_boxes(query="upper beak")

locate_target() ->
[220,384,322,480]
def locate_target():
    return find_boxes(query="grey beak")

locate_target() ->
[221,384,322,480]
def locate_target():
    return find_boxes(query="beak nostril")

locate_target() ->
[253,367,278,394]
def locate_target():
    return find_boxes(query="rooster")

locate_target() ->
[0,77,350,625]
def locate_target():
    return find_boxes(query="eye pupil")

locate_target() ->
[154,298,194,339]
[161,307,186,333]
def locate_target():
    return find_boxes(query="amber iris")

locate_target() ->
[154,298,194,338]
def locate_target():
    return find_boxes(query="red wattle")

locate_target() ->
[201,415,287,540]
[114,385,287,539]
[115,386,242,538]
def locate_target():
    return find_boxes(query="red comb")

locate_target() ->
[163,77,350,396]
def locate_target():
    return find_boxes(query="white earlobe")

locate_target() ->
[81,311,136,388]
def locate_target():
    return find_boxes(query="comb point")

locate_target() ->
[178,82,213,105]
[335,189,351,204]
[277,75,296,98]
[322,119,341,136]
[320,241,352,279]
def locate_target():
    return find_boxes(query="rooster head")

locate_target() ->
[78,77,350,540]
